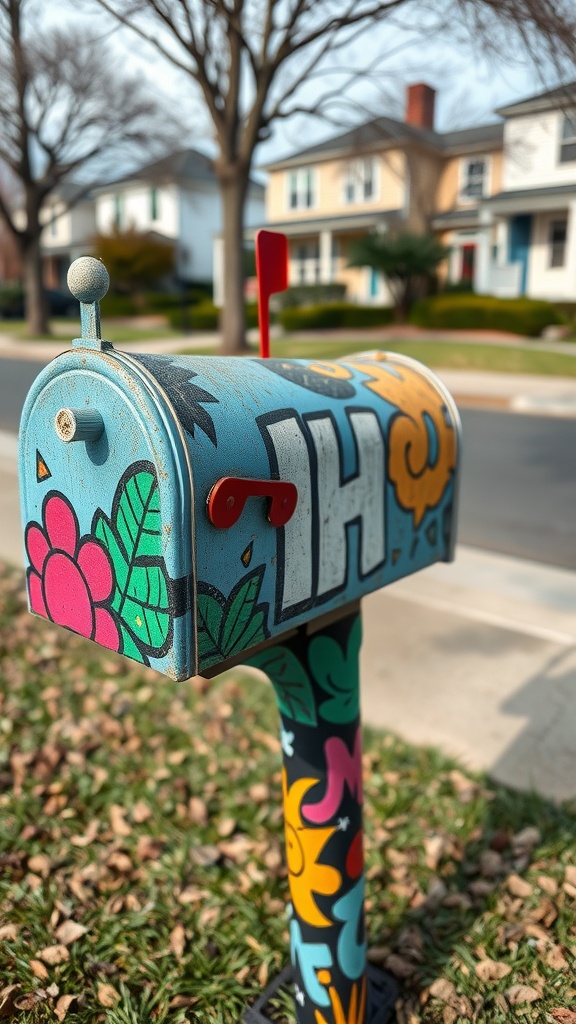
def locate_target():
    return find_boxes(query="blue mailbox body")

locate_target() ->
[19,345,461,681]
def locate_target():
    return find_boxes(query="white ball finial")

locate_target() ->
[67,257,109,304]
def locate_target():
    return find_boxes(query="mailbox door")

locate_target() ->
[19,349,195,680]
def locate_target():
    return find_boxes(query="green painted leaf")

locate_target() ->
[116,470,161,560]
[221,572,262,652]
[94,465,171,657]
[248,646,317,726]
[196,567,270,671]
[120,625,147,665]
[227,608,266,656]
[94,513,129,594]
[309,616,362,724]
[197,591,224,661]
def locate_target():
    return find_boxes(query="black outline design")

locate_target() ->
[241,541,254,567]
[35,449,51,483]
[132,354,219,446]
[260,359,357,399]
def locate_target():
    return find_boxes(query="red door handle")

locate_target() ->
[207,477,298,530]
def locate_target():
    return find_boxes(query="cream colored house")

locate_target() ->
[261,84,504,304]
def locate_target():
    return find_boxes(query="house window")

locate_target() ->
[114,194,123,228]
[295,241,320,282]
[150,187,159,221]
[560,114,576,163]
[460,158,487,200]
[342,158,378,204]
[287,168,315,210]
[549,218,567,267]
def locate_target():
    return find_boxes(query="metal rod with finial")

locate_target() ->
[67,256,110,350]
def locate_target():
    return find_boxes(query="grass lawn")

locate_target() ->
[0,320,184,344]
[180,338,576,378]
[1,561,576,1023]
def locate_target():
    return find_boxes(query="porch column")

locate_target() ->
[566,201,576,290]
[320,230,333,283]
[475,207,493,294]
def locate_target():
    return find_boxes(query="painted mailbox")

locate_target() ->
[19,247,461,1024]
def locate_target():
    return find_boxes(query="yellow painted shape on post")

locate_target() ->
[282,769,341,928]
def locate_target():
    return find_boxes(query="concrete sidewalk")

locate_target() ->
[1,423,575,802]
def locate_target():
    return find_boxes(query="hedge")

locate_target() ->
[276,283,347,310]
[167,301,259,332]
[410,294,563,337]
[278,302,395,331]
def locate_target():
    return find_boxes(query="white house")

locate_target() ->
[40,185,97,290]
[93,149,265,286]
[476,82,576,300]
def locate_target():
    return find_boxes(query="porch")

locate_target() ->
[476,185,576,301]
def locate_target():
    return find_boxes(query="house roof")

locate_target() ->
[256,209,403,236]
[96,148,265,194]
[485,183,576,203]
[496,81,576,118]
[262,115,503,171]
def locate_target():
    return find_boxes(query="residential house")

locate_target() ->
[40,185,97,290]
[93,149,265,286]
[260,84,504,304]
[477,83,576,300]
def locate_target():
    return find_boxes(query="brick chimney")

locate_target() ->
[405,83,436,131]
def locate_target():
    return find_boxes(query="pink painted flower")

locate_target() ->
[25,493,120,652]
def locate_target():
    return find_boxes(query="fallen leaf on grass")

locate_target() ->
[429,979,456,1002]
[475,959,512,981]
[38,945,69,965]
[97,983,120,1007]
[191,844,221,867]
[0,985,19,1019]
[549,1010,576,1024]
[507,874,532,898]
[0,925,18,941]
[169,924,186,959]
[565,866,576,887]
[55,921,87,946]
[54,995,76,1021]
[424,835,446,871]
[506,984,540,1005]
[538,875,559,896]
[385,954,416,978]
[109,804,131,837]
[188,797,208,825]
[258,962,269,988]
[27,854,51,877]
[132,799,152,823]
[29,960,49,980]
[70,821,99,848]
[546,946,569,970]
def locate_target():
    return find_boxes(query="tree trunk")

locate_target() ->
[23,233,49,336]
[219,174,249,355]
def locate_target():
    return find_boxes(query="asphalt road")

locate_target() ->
[2,356,576,569]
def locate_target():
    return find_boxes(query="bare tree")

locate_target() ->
[0,0,179,335]
[91,0,576,353]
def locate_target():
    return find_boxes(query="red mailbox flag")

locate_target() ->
[255,229,288,358]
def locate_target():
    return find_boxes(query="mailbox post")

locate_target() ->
[19,255,461,1024]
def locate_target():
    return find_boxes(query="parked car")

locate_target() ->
[0,286,77,319]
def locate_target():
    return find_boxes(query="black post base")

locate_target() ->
[242,963,399,1023]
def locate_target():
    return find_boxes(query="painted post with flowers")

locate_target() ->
[19,247,461,1024]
